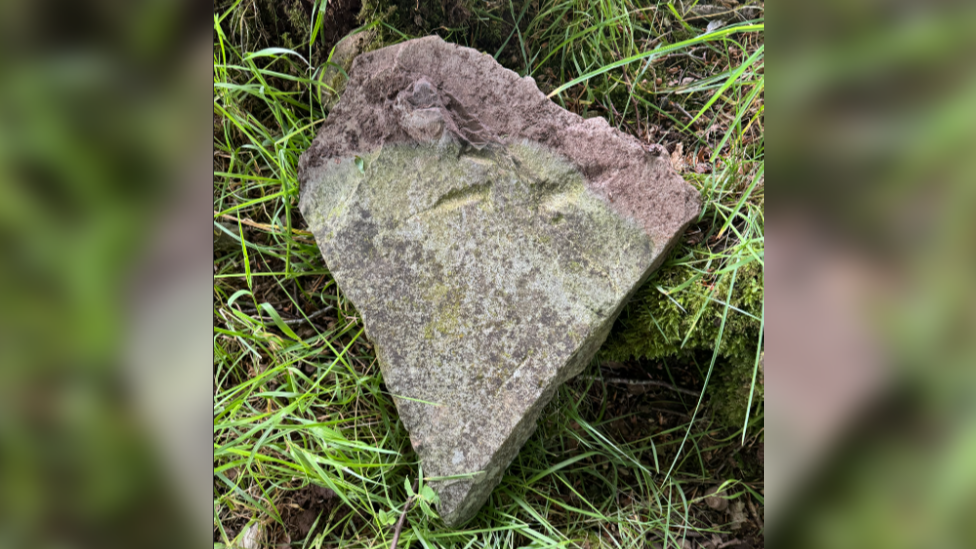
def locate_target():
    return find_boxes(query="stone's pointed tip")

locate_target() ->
[298,37,700,526]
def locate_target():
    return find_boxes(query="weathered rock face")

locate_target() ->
[298,36,700,526]
[319,29,379,111]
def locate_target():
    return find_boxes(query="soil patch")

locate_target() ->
[282,484,347,540]
[215,0,361,66]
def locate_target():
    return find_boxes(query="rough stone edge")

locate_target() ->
[433,215,693,526]
[298,36,701,249]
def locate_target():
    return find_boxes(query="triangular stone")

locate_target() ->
[298,36,700,526]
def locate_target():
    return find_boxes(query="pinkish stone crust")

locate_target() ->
[298,36,700,252]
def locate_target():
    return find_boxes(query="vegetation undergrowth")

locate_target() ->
[214,1,764,547]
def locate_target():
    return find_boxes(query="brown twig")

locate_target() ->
[213,211,316,242]
[390,480,420,549]
[621,70,643,138]
[281,306,335,326]
[646,406,692,420]
[667,99,697,126]
[582,375,701,397]
[233,306,335,326]
[745,493,764,531]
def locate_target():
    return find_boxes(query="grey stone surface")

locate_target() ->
[298,36,700,526]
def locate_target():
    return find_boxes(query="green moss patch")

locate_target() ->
[600,261,764,429]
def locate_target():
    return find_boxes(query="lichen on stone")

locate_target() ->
[302,140,662,525]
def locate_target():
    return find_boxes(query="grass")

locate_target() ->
[214,1,763,547]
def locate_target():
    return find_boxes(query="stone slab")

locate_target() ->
[298,36,700,526]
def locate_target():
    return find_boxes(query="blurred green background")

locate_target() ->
[770,1,976,547]
[0,1,207,547]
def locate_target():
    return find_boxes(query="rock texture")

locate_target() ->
[319,29,379,111]
[298,36,700,526]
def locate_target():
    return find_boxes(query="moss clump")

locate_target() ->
[710,349,764,429]
[600,261,764,430]
[216,0,362,67]
[358,0,529,68]
[359,0,472,34]
[217,0,310,51]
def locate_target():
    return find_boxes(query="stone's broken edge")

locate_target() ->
[426,199,689,527]
[431,294,622,526]
[299,142,694,528]
[297,36,702,527]
[297,35,701,249]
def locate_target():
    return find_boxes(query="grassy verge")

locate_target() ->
[214,2,763,547]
